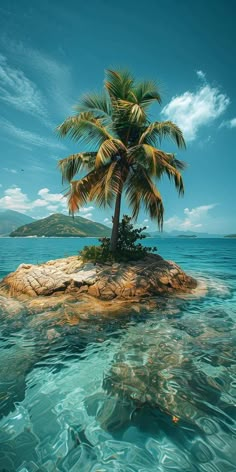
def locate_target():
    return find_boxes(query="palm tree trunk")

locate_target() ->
[110,186,123,252]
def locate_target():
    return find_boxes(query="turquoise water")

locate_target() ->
[0,238,236,471]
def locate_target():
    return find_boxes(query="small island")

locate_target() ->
[0,216,197,314]
[1,70,198,313]
[224,234,236,238]
[10,213,111,238]
[177,234,197,238]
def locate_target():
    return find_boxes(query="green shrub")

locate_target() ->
[79,215,157,263]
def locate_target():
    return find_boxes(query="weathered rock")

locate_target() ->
[0,253,197,303]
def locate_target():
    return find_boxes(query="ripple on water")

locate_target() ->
[0,239,236,471]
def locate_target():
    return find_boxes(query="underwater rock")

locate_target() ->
[0,295,24,317]
[0,342,37,419]
[99,323,230,432]
[0,253,197,302]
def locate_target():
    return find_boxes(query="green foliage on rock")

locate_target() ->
[80,215,157,263]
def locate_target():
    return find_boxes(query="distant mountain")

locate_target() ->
[0,210,34,236]
[177,234,197,238]
[149,229,224,238]
[224,234,236,238]
[10,213,111,238]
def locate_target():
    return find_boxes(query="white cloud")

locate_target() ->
[162,82,230,142]
[103,217,112,225]
[196,70,206,80]
[164,204,216,231]
[46,205,60,212]
[38,188,66,204]
[3,39,74,116]
[220,117,236,129]
[79,206,94,213]
[0,187,43,212]
[0,187,64,213]
[0,119,66,150]
[0,54,47,119]
[0,186,96,218]
[229,118,236,128]
[3,167,17,174]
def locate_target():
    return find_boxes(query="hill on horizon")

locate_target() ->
[149,229,224,238]
[10,213,111,238]
[0,210,34,236]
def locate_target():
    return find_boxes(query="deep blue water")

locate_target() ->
[0,237,236,472]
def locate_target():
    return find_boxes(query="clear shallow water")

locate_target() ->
[0,238,236,471]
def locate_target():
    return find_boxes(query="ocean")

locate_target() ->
[0,237,236,471]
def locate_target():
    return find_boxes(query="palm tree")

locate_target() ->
[57,69,186,252]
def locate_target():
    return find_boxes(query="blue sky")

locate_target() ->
[0,0,235,233]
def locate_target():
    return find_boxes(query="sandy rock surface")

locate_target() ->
[0,254,197,302]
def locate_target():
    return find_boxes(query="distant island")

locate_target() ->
[10,213,111,238]
[0,210,232,238]
[177,235,197,238]
[149,230,224,238]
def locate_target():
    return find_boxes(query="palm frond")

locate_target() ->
[75,92,111,118]
[58,152,97,183]
[162,154,187,171]
[57,113,113,148]
[139,121,186,149]
[91,163,123,205]
[116,100,147,125]
[96,138,126,167]
[66,172,97,214]
[66,165,111,213]
[105,69,134,100]
[128,144,158,175]
[57,112,92,136]
[133,80,162,106]
[128,144,185,194]
[125,166,164,228]
[66,162,125,214]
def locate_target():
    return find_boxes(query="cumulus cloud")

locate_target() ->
[162,78,230,141]
[0,186,94,218]
[220,117,236,129]
[37,188,66,204]
[103,217,112,225]
[164,204,216,231]
[83,213,93,219]
[0,187,46,212]
[79,206,94,213]
[0,54,47,119]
